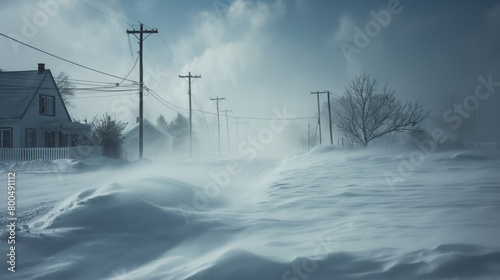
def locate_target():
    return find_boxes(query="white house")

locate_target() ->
[0,63,89,149]
[122,119,173,161]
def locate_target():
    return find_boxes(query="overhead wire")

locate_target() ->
[145,85,315,121]
[72,92,136,99]
[116,55,139,86]
[144,42,180,71]
[0,33,315,121]
[0,32,137,83]
[157,33,187,72]
[127,34,135,59]
[77,0,133,26]
[146,88,187,114]
[0,3,318,123]
[100,0,142,24]
[61,78,119,85]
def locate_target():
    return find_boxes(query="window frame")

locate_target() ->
[26,129,36,148]
[40,95,55,116]
[44,131,56,147]
[59,133,69,147]
[0,127,13,148]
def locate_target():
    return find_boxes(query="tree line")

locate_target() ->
[59,72,431,159]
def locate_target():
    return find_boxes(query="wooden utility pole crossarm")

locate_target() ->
[327,91,333,145]
[310,91,327,145]
[126,23,158,159]
[222,109,232,153]
[179,72,201,158]
[210,97,225,155]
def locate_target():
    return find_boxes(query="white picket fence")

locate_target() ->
[0,146,103,163]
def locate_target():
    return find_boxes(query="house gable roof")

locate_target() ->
[0,69,72,121]
[0,70,46,119]
[123,119,173,139]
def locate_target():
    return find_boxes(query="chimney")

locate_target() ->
[38,63,45,73]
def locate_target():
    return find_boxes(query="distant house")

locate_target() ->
[122,119,173,161]
[0,63,89,149]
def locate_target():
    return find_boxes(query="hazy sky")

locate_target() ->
[1,0,500,142]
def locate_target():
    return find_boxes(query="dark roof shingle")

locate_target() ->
[0,70,49,119]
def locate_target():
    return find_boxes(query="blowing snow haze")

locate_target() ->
[1,1,500,279]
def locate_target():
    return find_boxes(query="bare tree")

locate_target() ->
[334,73,428,147]
[91,114,127,158]
[55,72,75,106]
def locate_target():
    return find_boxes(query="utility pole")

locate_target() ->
[210,97,225,155]
[235,117,239,145]
[307,123,310,150]
[327,91,333,145]
[127,23,157,159]
[310,91,326,145]
[222,109,232,153]
[179,72,201,158]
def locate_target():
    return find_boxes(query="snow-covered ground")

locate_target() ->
[1,147,500,279]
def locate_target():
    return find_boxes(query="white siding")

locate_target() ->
[18,71,72,147]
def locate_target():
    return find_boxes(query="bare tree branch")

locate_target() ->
[55,72,75,107]
[333,73,429,147]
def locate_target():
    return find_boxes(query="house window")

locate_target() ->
[70,134,79,146]
[26,129,36,147]
[44,131,56,147]
[60,133,69,147]
[0,128,13,148]
[40,95,55,116]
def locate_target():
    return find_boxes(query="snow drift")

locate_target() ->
[1,148,500,279]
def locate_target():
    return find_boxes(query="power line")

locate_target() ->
[126,23,158,159]
[100,0,141,24]
[11,2,319,126]
[210,96,225,155]
[64,81,134,87]
[311,91,326,145]
[3,74,118,86]
[225,115,316,121]
[63,80,115,86]
[62,78,121,85]
[147,38,184,72]
[0,84,135,92]
[144,86,315,121]
[116,55,139,86]
[145,88,188,112]
[156,32,222,107]
[73,87,137,92]
[191,92,211,131]
[2,76,316,122]
[127,33,135,59]
[157,33,186,71]
[77,0,133,26]
[0,32,137,83]
[179,72,201,158]
[146,89,186,114]
[72,92,135,99]
[144,42,181,71]
[222,109,232,153]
